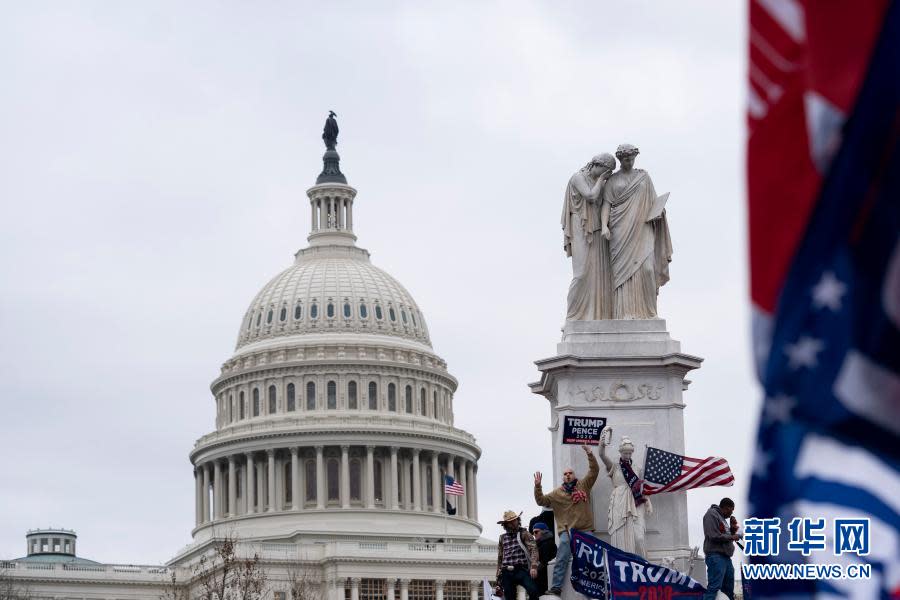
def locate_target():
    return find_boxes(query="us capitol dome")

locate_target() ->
[177,122,496,595]
[2,120,496,600]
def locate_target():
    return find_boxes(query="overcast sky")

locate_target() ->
[0,1,751,564]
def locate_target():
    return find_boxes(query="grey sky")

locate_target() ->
[0,1,752,564]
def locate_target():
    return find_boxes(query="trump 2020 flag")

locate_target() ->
[748,0,900,597]
[569,529,705,599]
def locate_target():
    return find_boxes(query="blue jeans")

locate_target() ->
[551,530,572,590]
[704,553,735,600]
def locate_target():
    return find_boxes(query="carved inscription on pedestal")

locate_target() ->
[570,381,664,403]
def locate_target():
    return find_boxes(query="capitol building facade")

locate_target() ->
[1,136,496,599]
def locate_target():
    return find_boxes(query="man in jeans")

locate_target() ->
[703,498,743,600]
[534,444,600,596]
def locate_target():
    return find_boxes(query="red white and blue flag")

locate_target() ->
[444,475,464,496]
[641,447,735,496]
[748,0,899,597]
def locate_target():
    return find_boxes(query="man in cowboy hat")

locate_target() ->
[495,510,540,600]
[534,444,599,595]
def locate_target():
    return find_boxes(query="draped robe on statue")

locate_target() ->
[603,169,673,319]
[562,171,613,320]
[607,462,651,558]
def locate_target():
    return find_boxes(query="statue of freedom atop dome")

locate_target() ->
[323,111,339,151]
[599,144,673,319]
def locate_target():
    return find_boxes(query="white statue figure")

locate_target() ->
[600,144,673,319]
[562,153,616,320]
[599,431,652,557]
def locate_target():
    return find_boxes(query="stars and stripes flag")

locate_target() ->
[641,447,734,496]
[748,0,899,597]
[444,475,464,496]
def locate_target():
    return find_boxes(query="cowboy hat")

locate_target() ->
[496,510,523,524]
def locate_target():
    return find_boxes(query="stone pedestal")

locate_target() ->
[530,319,702,597]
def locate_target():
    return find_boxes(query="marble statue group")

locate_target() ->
[562,144,673,320]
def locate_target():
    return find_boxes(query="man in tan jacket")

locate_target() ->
[533,444,599,596]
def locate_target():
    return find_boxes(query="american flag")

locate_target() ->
[748,0,899,597]
[444,475,464,496]
[641,447,734,496]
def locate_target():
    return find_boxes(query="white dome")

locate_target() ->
[236,245,431,350]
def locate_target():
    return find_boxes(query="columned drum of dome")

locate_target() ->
[189,123,483,546]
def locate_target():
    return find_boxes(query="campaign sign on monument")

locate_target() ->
[562,416,607,445]
[570,530,705,599]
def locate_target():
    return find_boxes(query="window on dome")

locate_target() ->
[268,385,276,414]
[343,302,351,318]
[401,309,408,324]
[327,381,337,409]
[405,385,413,413]
[359,303,368,319]
[327,303,335,318]
[420,388,426,415]
[389,307,396,322]
[327,458,339,502]
[294,304,302,320]
[256,312,262,326]
[246,315,252,331]
[287,383,295,411]
[253,389,260,416]
[375,305,383,320]
[350,459,361,501]
[305,460,316,503]
[267,309,273,324]
[228,394,234,422]
[411,311,417,327]
[388,383,396,411]
[348,381,358,409]
[279,307,286,322]
[240,391,245,419]
[432,390,437,419]
[374,459,383,503]
[310,303,318,319]
[306,382,316,410]
[368,382,377,410]
[284,463,292,505]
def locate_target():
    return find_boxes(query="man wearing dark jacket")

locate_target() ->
[531,522,558,595]
[702,498,743,600]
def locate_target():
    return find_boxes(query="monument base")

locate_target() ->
[530,320,703,598]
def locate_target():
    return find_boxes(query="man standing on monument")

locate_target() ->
[531,523,557,595]
[494,510,541,600]
[702,498,742,600]
[533,444,600,596]
[562,153,616,320]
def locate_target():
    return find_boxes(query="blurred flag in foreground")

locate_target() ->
[748,0,899,597]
